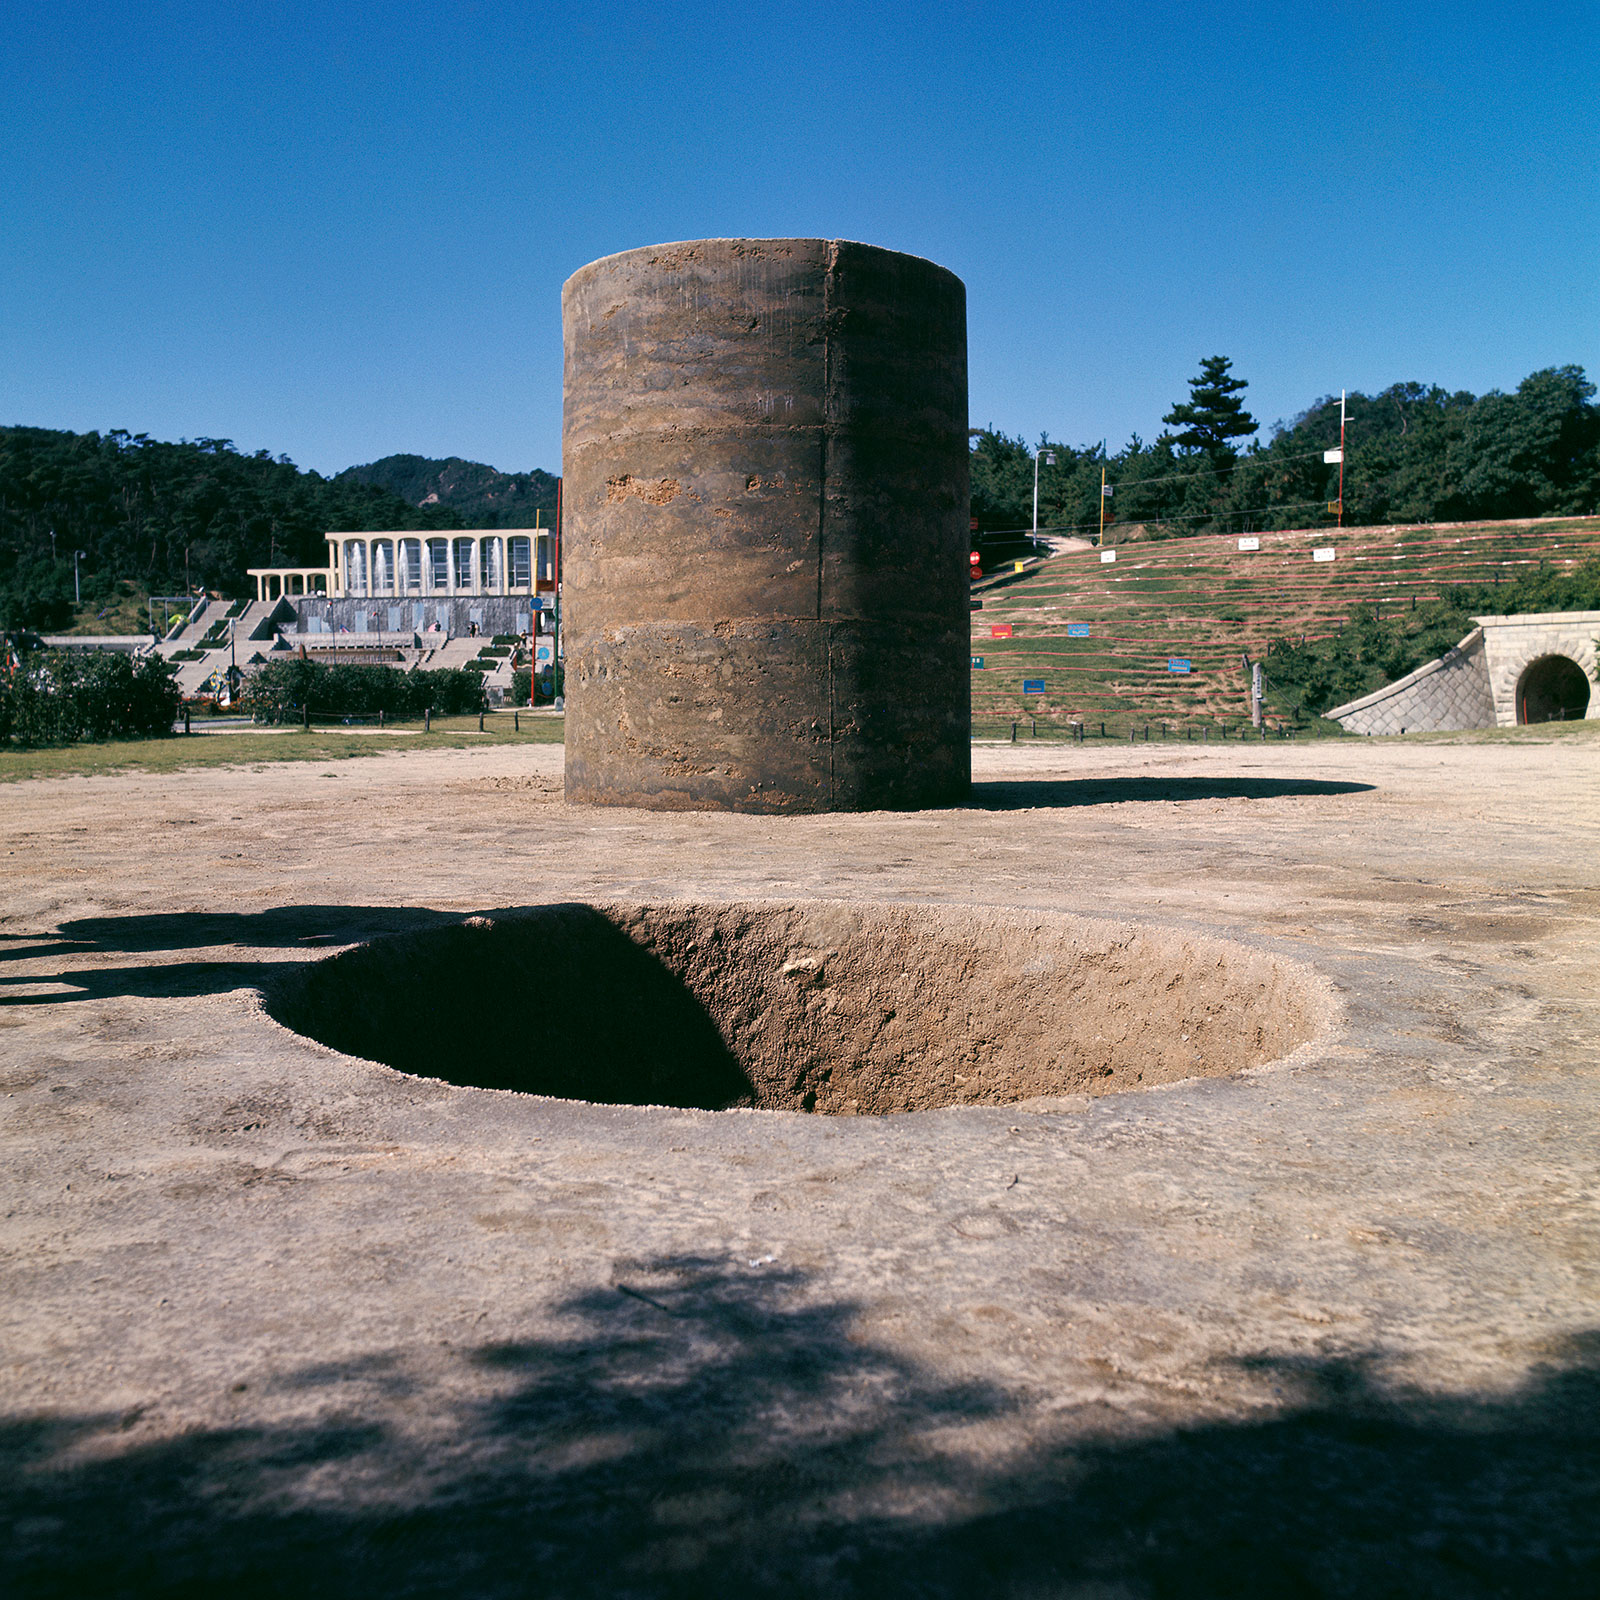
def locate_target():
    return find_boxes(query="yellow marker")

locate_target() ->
[1013,559,1026,573]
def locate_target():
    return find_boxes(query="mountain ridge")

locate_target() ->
[336,454,558,529]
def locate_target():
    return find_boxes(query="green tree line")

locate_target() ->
[972,363,1600,540]
[0,428,464,630]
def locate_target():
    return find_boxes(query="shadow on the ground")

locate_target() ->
[967,776,1376,810]
[271,905,753,1107]
[0,906,477,1005]
[3,1256,1596,1598]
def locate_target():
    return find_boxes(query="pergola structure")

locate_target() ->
[249,529,556,603]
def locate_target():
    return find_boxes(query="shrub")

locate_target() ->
[238,658,485,721]
[510,667,532,705]
[1,650,181,745]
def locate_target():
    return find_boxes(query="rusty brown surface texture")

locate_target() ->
[561,238,970,813]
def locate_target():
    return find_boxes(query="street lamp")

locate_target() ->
[73,550,85,606]
[1032,448,1057,536]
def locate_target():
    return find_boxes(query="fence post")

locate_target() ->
[302,701,309,730]
[424,708,431,733]
[478,711,485,732]
[379,709,384,729]
[1031,717,1036,737]
[514,711,520,732]
[183,707,191,736]
[1100,721,1106,738]
[1010,721,1017,743]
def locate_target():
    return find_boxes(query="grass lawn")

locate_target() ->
[0,713,565,782]
[52,579,159,637]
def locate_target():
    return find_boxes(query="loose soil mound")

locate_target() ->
[267,900,1331,1112]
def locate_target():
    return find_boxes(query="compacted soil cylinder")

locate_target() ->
[562,238,970,813]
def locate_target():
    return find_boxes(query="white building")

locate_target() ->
[248,529,557,603]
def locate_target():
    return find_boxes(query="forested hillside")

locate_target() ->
[0,429,461,630]
[972,365,1600,540]
[8,360,1597,632]
[337,455,557,527]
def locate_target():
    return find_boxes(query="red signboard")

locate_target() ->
[990,623,1013,638]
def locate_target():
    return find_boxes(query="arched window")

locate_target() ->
[508,536,532,587]
[344,541,367,595]
[481,537,503,590]
[372,539,395,595]
[427,539,449,590]
[400,539,423,590]
[453,538,476,590]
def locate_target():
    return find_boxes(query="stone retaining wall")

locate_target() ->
[1327,611,1600,733]
[1326,629,1495,735]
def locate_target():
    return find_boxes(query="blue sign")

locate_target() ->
[1067,623,1090,638]
[1167,658,1192,674]
[1022,679,1046,694]
[971,655,985,668]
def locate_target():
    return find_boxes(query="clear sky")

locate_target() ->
[3,0,1595,477]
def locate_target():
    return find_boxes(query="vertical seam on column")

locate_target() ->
[822,241,835,803]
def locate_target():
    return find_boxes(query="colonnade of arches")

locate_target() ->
[332,533,551,598]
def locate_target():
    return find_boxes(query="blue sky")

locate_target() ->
[2,0,1595,476]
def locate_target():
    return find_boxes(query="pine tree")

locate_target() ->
[1162,356,1258,461]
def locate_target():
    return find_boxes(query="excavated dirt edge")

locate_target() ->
[262,900,1339,1114]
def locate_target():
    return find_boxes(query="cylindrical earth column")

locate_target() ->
[561,238,970,813]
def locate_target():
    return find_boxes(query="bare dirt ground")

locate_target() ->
[3,731,1598,1597]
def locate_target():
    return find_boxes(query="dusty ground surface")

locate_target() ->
[2,732,1597,1597]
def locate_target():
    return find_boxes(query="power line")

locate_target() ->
[982,498,1340,540]
[1017,444,1338,496]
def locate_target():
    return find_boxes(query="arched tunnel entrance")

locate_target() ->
[1516,655,1592,724]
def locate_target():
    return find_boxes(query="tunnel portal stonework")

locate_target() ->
[1327,610,1600,733]
[561,239,970,813]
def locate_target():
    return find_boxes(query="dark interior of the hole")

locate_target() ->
[1517,655,1591,723]
[267,907,752,1109]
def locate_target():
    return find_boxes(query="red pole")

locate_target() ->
[1338,389,1346,529]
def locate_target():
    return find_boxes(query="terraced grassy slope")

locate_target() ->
[970,515,1600,737]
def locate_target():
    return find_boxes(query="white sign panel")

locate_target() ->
[1323,448,1344,464]
[1237,536,1260,552]
[1313,547,1337,563]
[1100,549,1117,564]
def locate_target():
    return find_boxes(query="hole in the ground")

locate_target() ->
[265,901,1332,1114]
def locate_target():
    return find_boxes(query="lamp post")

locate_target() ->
[73,550,85,605]
[1032,448,1057,537]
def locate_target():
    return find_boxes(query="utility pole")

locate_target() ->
[1031,448,1056,537]
[1338,389,1347,529]
[1099,465,1111,546]
[1324,391,1348,527]
[1252,659,1264,728]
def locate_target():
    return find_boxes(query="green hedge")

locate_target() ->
[1,650,181,746]
[239,658,485,721]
